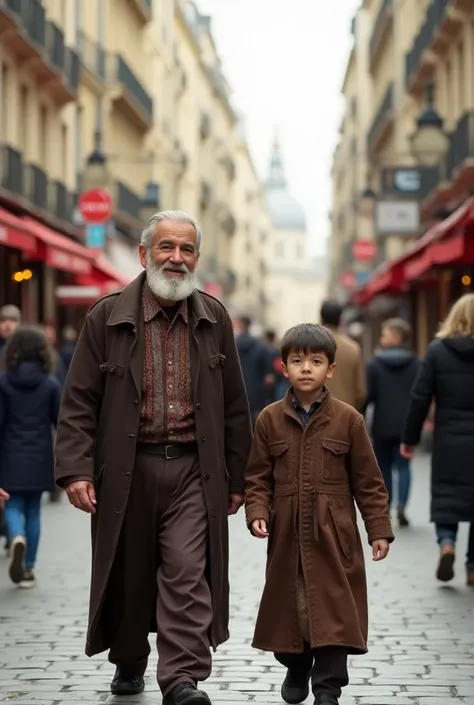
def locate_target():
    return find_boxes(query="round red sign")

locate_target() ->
[78,189,114,224]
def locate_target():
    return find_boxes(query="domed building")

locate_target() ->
[264,136,326,339]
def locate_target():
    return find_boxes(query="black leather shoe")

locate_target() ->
[314,694,339,705]
[163,682,211,705]
[281,668,311,704]
[110,666,145,695]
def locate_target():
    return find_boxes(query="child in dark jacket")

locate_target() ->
[365,318,420,527]
[0,326,62,588]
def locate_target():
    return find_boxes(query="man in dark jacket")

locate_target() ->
[365,318,420,527]
[235,316,273,426]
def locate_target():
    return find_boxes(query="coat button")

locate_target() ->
[201,436,206,442]
[211,510,216,519]
[133,400,138,405]
[128,433,135,438]
[115,510,122,515]
[204,472,210,480]
[196,403,202,410]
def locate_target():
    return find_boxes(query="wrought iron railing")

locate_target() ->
[405,0,449,86]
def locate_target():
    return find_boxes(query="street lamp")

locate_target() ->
[82,131,111,190]
[410,82,450,166]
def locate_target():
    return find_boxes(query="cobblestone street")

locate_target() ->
[0,453,473,705]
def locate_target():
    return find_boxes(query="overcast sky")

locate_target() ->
[197,0,360,254]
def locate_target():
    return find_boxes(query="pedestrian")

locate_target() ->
[320,300,366,412]
[59,325,78,373]
[365,318,420,527]
[245,323,393,705]
[263,330,290,403]
[54,210,252,705]
[0,488,9,504]
[235,316,274,426]
[401,293,474,585]
[0,326,62,588]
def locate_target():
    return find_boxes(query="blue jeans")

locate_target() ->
[436,523,474,569]
[373,439,411,509]
[4,492,43,569]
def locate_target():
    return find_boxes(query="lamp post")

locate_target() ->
[410,82,450,166]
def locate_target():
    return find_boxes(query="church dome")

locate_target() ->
[265,137,307,232]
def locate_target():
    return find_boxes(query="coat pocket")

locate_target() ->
[328,501,351,562]
[322,438,350,483]
[268,440,290,483]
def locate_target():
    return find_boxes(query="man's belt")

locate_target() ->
[136,441,198,459]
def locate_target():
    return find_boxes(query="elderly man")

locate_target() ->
[55,211,252,705]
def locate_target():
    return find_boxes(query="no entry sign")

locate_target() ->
[78,189,113,224]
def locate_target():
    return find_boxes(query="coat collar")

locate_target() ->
[107,271,217,328]
[282,386,336,431]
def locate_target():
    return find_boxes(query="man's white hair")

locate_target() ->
[141,210,203,252]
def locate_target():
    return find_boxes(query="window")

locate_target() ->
[275,241,284,258]
[297,243,304,260]
[18,85,28,153]
[1,64,8,142]
[61,123,68,180]
[39,105,48,169]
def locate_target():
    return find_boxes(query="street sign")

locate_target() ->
[78,188,113,224]
[375,200,420,234]
[86,223,106,249]
[353,239,376,262]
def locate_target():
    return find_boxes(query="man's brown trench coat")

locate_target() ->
[245,392,394,654]
[55,272,252,656]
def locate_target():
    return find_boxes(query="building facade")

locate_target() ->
[329,0,474,354]
[265,137,326,340]
[0,0,272,330]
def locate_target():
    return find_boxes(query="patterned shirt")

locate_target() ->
[291,388,326,426]
[138,283,195,443]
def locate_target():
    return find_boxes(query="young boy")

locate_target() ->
[245,323,393,705]
[365,318,420,527]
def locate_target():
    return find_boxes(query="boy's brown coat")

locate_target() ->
[245,390,394,654]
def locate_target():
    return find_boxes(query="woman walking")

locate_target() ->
[0,326,62,588]
[401,293,474,585]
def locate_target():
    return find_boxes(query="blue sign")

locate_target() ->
[356,271,371,287]
[86,223,106,249]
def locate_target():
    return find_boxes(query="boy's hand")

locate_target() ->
[400,443,414,459]
[251,519,269,538]
[372,539,390,561]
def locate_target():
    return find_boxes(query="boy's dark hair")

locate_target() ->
[382,317,412,346]
[5,325,52,374]
[320,299,343,327]
[281,323,337,365]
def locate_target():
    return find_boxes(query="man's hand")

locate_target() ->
[372,538,390,561]
[400,443,415,459]
[0,488,9,508]
[228,493,244,516]
[251,519,268,538]
[66,481,97,514]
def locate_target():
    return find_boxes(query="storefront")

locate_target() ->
[353,197,474,355]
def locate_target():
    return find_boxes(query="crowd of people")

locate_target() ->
[0,209,473,705]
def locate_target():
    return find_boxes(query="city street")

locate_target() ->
[0,454,473,705]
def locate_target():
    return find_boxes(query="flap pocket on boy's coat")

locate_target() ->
[100,361,125,377]
[322,437,350,482]
[268,440,290,483]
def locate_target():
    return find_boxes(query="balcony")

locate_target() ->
[24,163,48,209]
[49,180,75,222]
[200,181,212,209]
[405,0,464,94]
[0,144,24,196]
[77,30,106,89]
[0,0,46,61]
[369,0,394,71]
[128,0,152,23]
[108,54,153,130]
[367,83,394,154]
[116,181,143,221]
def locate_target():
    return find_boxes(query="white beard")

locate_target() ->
[145,251,198,301]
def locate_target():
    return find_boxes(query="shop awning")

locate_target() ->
[354,197,474,306]
[92,255,131,287]
[22,217,92,275]
[0,207,36,253]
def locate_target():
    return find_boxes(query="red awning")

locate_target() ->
[0,207,36,253]
[354,197,474,306]
[22,217,92,275]
[92,255,131,287]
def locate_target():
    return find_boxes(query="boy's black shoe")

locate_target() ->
[110,666,145,695]
[313,694,339,705]
[281,668,311,704]
[163,683,211,705]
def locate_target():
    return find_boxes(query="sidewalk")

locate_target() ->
[0,453,473,705]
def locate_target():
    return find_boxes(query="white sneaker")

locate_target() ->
[9,535,26,584]
[19,568,36,589]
